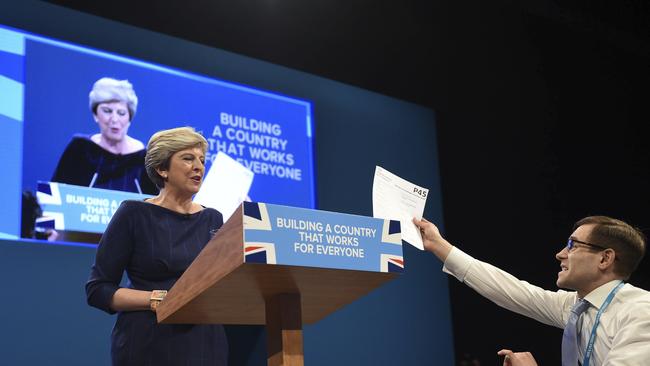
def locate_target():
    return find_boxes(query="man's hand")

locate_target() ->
[412,217,453,261]
[497,349,538,366]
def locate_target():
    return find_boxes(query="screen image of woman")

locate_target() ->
[51,77,157,194]
[86,127,228,365]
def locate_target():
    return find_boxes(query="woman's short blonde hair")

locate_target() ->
[88,77,138,120]
[145,127,208,189]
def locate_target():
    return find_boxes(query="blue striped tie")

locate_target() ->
[562,299,591,366]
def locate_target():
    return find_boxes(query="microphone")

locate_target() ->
[89,172,98,188]
[90,156,104,188]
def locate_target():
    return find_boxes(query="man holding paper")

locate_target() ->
[413,216,650,366]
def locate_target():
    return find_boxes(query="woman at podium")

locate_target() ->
[86,127,227,365]
[51,77,156,194]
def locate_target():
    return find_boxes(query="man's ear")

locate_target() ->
[599,249,616,270]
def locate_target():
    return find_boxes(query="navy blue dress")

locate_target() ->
[86,200,228,366]
[52,135,157,194]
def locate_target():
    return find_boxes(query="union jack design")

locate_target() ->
[243,202,272,231]
[36,182,65,229]
[36,182,62,205]
[381,219,402,245]
[380,254,404,273]
[244,242,277,264]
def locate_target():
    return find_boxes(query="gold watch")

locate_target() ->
[150,290,168,312]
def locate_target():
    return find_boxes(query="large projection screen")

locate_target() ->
[0,24,316,239]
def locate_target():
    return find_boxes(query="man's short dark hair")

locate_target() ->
[574,216,646,280]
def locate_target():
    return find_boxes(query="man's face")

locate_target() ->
[556,224,605,295]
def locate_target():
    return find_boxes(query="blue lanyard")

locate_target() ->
[582,281,625,366]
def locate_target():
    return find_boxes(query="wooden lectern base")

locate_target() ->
[266,293,304,366]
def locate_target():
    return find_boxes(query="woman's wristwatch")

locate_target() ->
[150,290,168,312]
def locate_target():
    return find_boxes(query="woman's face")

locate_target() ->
[160,146,205,195]
[94,101,131,142]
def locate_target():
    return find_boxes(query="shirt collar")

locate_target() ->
[583,280,624,310]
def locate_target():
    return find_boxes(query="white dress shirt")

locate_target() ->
[443,247,650,366]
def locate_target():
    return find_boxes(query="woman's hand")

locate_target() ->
[110,288,155,312]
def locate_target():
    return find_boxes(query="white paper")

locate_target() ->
[194,152,254,222]
[372,166,429,250]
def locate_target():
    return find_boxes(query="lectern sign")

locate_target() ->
[242,202,403,273]
[36,181,151,233]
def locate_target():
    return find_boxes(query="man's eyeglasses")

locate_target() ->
[566,238,609,252]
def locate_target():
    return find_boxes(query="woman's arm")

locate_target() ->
[86,202,137,314]
[110,288,152,312]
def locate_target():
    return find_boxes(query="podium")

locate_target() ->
[156,202,403,365]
